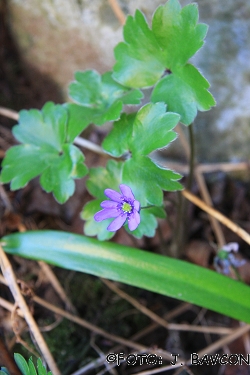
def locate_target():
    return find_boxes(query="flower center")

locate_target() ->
[122,202,132,213]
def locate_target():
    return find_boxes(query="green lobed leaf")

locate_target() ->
[81,200,115,241]
[113,10,166,88]
[90,104,181,237]
[125,209,158,239]
[113,0,208,88]
[86,160,124,200]
[13,102,67,149]
[102,104,182,206]
[123,156,182,206]
[0,144,52,189]
[0,102,88,203]
[40,144,88,203]
[102,113,135,158]
[3,230,250,323]
[129,103,179,156]
[152,0,208,69]
[69,70,143,125]
[64,103,93,143]
[112,0,215,122]
[151,64,216,125]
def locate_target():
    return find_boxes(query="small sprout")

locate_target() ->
[94,184,140,231]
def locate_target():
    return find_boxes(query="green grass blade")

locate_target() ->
[2,230,250,323]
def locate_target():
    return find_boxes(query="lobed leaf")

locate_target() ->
[81,200,115,241]
[3,230,250,324]
[40,144,88,203]
[123,156,182,207]
[112,0,215,123]
[13,102,67,149]
[152,0,208,69]
[102,113,135,158]
[86,160,123,200]
[0,102,88,203]
[151,64,216,125]
[130,103,179,156]
[64,103,93,143]
[69,70,143,125]
[113,10,166,87]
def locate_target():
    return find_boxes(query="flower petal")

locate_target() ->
[134,200,140,212]
[119,184,135,200]
[101,200,118,208]
[128,210,140,231]
[105,188,122,202]
[107,214,127,231]
[222,242,239,253]
[228,254,246,268]
[94,208,120,222]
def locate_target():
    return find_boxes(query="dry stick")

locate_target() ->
[101,279,232,335]
[194,171,225,248]
[1,182,77,314]
[107,0,126,25]
[141,159,249,175]
[38,261,77,314]
[240,321,250,354]
[131,363,184,375]
[186,323,250,364]
[182,189,250,246]
[70,304,193,375]
[176,124,225,247]
[0,248,61,375]
[33,294,184,363]
[0,107,19,121]
[135,324,250,375]
[74,136,106,156]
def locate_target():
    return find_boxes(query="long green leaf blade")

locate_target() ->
[2,231,250,323]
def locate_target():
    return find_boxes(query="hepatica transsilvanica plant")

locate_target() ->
[0,0,216,240]
[3,0,249,326]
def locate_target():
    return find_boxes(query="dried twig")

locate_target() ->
[33,294,182,362]
[176,124,225,247]
[0,248,61,375]
[107,0,126,25]
[0,107,19,121]
[186,323,250,364]
[182,189,250,245]
[101,279,232,335]
[38,261,77,314]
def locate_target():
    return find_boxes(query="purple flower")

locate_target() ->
[94,184,140,232]
[214,242,246,274]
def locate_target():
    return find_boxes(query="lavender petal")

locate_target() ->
[107,214,127,231]
[101,200,118,208]
[222,242,239,253]
[128,210,140,231]
[228,254,246,268]
[120,184,135,200]
[105,188,122,202]
[134,200,140,212]
[94,208,120,222]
